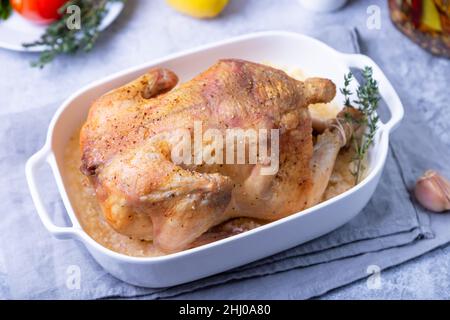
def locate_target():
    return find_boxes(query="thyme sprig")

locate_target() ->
[341,67,380,184]
[0,0,11,20]
[340,71,353,107]
[23,0,123,68]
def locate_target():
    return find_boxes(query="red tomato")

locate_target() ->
[11,0,69,24]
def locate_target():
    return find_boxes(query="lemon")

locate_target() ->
[167,0,229,19]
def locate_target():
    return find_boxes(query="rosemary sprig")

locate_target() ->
[341,66,380,184]
[23,0,123,68]
[0,0,11,20]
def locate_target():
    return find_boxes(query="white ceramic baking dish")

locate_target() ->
[25,31,404,288]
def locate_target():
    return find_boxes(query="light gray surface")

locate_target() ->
[324,245,450,299]
[0,0,449,299]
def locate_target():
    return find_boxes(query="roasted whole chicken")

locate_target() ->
[80,59,361,253]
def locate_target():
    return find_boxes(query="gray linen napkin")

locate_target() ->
[0,27,446,299]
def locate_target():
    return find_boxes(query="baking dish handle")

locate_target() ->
[340,53,404,134]
[25,146,81,240]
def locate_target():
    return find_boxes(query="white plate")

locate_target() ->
[0,1,124,52]
[25,31,404,288]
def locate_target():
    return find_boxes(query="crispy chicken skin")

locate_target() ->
[80,59,349,253]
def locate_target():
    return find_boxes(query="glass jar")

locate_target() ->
[389,0,450,58]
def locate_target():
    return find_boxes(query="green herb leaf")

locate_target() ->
[339,71,353,107]
[0,0,12,21]
[340,66,380,184]
[23,0,125,68]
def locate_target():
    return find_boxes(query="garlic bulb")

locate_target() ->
[414,170,450,213]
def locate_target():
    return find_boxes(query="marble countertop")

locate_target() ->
[1,0,449,299]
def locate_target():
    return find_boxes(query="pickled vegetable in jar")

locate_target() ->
[389,0,450,58]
